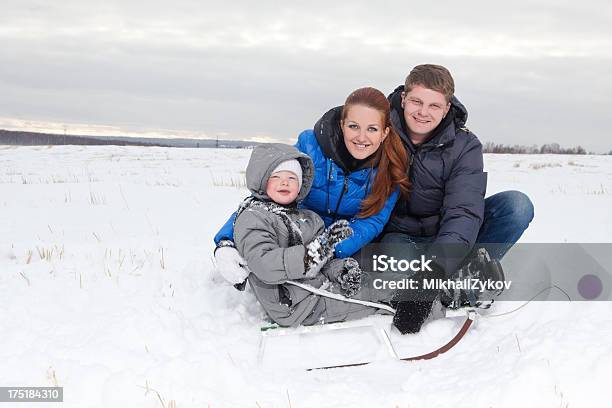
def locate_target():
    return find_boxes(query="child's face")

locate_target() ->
[266,170,300,205]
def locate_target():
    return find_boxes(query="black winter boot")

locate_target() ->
[441,247,506,309]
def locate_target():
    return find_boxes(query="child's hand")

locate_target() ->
[303,237,332,278]
[338,257,362,297]
[303,220,353,278]
[214,240,250,286]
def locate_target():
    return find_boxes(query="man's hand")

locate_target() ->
[214,241,250,285]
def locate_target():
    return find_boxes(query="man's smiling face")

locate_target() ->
[401,85,451,143]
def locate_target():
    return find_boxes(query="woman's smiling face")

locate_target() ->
[341,104,389,160]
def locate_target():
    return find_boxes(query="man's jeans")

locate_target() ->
[379,190,535,264]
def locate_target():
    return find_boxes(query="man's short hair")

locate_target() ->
[404,64,455,103]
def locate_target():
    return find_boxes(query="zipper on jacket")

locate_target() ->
[326,159,332,214]
[331,176,349,223]
[409,145,423,170]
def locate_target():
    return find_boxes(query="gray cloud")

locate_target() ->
[1,0,611,151]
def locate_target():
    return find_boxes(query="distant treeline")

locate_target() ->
[1,129,608,154]
[0,129,258,149]
[482,142,604,155]
[0,129,164,147]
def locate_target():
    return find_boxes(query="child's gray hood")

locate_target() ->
[246,143,314,202]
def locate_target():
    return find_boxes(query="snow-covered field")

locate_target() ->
[1,145,611,407]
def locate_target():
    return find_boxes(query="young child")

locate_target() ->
[230,143,401,327]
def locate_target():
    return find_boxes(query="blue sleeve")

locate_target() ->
[213,212,237,245]
[294,129,311,153]
[334,189,400,258]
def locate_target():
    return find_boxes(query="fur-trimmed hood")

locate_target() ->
[246,143,314,202]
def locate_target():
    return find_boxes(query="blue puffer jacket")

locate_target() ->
[385,85,488,273]
[214,107,400,258]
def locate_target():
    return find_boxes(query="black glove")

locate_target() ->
[392,261,445,334]
[392,301,436,335]
[338,257,362,297]
[304,219,352,278]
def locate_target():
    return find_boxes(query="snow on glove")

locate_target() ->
[325,219,354,243]
[213,240,250,286]
[303,219,353,278]
[338,257,362,298]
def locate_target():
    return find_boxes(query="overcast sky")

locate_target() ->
[1,0,611,152]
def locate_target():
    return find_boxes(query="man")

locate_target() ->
[380,64,533,315]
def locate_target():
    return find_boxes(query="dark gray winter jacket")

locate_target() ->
[234,144,329,326]
[385,86,487,273]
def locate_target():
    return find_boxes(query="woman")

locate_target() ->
[214,87,410,284]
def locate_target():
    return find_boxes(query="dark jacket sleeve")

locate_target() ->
[429,134,487,273]
[234,210,307,284]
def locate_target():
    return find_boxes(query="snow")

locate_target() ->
[1,145,611,407]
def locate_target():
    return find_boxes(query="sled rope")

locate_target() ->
[285,280,396,314]
[483,285,571,318]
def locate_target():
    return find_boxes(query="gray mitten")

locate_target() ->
[338,257,362,297]
[303,219,352,278]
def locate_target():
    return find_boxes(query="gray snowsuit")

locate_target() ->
[234,143,400,327]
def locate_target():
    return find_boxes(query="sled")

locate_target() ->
[257,308,477,371]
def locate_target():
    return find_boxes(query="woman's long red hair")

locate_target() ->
[341,87,411,218]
